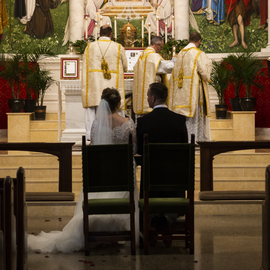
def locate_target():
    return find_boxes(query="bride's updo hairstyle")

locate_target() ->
[101,88,121,113]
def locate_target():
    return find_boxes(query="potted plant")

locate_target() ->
[224,52,267,111]
[160,38,189,60]
[210,60,233,119]
[22,46,56,112]
[0,53,25,112]
[70,40,87,54]
[27,67,55,120]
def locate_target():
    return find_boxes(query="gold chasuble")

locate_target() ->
[82,39,128,109]
[133,47,169,114]
[0,0,8,36]
[169,47,212,117]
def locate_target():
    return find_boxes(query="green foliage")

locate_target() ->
[27,68,55,106]
[0,53,24,99]
[0,0,69,54]
[223,52,267,98]
[192,10,268,53]
[210,60,233,104]
[70,40,88,54]
[160,38,189,59]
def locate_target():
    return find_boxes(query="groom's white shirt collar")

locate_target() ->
[153,105,167,109]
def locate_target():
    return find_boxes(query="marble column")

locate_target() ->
[69,0,84,42]
[174,0,189,40]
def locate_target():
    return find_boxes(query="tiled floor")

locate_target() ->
[27,214,263,270]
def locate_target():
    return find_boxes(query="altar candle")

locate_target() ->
[148,23,151,45]
[165,22,167,43]
[172,15,174,39]
[100,15,103,26]
[142,17,144,39]
[114,16,117,40]
[95,22,97,41]
[172,45,176,57]
[85,17,88,40]
[156,16,159,36]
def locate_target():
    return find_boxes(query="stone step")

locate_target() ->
[30,120,65,130]
[44,113,65,121]
[210,119,233,129]
[25,200,262,217]
[102,5,153,17]
[30,130,60,142]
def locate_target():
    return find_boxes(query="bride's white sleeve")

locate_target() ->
[129,119,137,154]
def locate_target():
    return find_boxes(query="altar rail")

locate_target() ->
[0,142,74,195]
[197,141,270,200]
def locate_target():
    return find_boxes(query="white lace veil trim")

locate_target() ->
[92,99,113,145]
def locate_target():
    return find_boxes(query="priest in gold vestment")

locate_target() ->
[133,36,176,115]
[169,32,212,142]
[82,26,128,140]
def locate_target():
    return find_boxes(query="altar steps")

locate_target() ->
[101,4,154,17]
[29,113,65,143]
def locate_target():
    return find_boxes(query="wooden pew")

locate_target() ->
[262,165,270,270]
[0,176,17,270]
[0,193,3,270]
[0,167,27,270]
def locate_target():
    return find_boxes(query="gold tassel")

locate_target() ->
[101,57,111,80]
[178,67,183,88]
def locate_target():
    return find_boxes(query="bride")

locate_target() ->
[28,88,138,253]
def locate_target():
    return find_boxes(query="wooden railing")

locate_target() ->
[0,142,75,193]
[197,141,270,192]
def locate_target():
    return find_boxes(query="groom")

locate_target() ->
[136,82,188,246]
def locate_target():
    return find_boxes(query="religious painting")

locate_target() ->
[0,0,69,54]
[189,0,268,53]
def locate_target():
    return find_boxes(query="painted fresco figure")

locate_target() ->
[85,0,111,38]
[0,0,8,43]
[191,0,203,14]
[20,0,36,24]
[258,0,268,30]
[144,0,172,36]
[24,0,58,38]
[14,0,26,19]
[225,0,252,49]
[202,0,224,25]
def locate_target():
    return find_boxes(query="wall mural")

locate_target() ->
[190,0,268,53]
[0,0,69,54]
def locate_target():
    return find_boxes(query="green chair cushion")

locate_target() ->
[87,198,131,214]
[139,197,190,214]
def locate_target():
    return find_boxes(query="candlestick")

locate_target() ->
[85,17,88,40]
[172,15,174,39]
[95,22,97,41]
[141,16,144,39]
[156,16,159,36]
[114,16,117,41]
[148,23,151,45]
[100,15,103,26]
[165,22,167,43]
[172,45,176,57]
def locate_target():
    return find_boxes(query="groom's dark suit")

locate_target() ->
[136,107,188,156]
[136,106,188,199]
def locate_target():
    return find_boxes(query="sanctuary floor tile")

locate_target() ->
[27,214,262,270]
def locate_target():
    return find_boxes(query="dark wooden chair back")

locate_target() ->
[82,134,135,256]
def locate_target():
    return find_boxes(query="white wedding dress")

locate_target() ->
[28,109,138,253]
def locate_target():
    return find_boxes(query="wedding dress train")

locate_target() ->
[28,117,138,253]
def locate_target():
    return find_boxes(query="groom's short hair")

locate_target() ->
[149,83,168,103]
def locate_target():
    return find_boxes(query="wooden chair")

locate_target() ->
[139,134,195,255]
[0,167,27,270]
[82,135,136,256]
